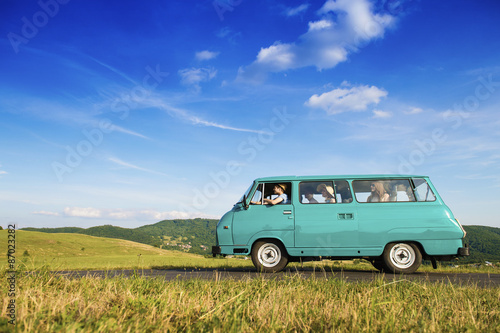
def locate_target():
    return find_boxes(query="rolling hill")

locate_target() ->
[22,218,218,255]
[21,220,500,263]
[0,229,211,271]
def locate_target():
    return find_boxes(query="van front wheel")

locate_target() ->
[251,240,288,273]
[382,242,422,274]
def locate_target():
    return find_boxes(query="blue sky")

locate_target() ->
[1,0,499,229]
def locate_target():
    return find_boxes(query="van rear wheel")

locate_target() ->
[251,240,288,273]
[382,242,422,274]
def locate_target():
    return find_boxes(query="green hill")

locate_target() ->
[6,230,170,257]
[463,225,500,262]
[23,218,218,255]
[0,230,210,271]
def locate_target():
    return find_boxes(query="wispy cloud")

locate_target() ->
[111,125,151,140]
[373,109,392,118]
[216,27,242,44]
[108,157,169,176]
[405,107,423,115]
[86,55,138,85]
[178,67,217,92]
[284,4,310,17]
[141,97,270,134]
[33,210,61,217]
[195,50,220,61]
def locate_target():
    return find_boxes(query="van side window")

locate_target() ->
[251,182,292,205]
[250,184,263,204]
[299,181,336,204]
[334,180,353,203]
[412,178,436,202]
[353,179,416,203]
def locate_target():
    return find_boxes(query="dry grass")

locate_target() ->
[1,270,499,332]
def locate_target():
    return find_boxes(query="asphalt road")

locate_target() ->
[57,268,500,288]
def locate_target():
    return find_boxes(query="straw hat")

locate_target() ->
[317,184,334,196]
[276,183,287,192]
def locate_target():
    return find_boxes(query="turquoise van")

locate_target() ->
[212,175,469,273]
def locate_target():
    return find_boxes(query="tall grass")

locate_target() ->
[1,270,499,332]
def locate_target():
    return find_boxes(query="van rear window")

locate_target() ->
[352,179,417,203]
[412,178,436,202]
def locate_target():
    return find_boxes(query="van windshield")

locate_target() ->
[237,182,254,204]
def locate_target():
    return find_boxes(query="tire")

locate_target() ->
[251,240,288,273]
[382,242,422,274]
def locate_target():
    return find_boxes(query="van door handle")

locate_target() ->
[338,213,354,220]
[283,210,292,215]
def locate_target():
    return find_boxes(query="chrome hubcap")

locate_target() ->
[389,243,415,269]
[257,243,281,267]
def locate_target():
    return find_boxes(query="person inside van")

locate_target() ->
[367,181,390,202]
[303,188,318,203]
[251,184,288,205]
[316,184,336,203]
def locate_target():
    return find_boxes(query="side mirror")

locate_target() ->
[243,195,249,210]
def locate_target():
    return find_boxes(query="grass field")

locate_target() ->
[1,270,500,332]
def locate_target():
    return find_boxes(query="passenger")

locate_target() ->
[252,184,288,205]
[316,184,336,203]
[367,181,390,202]
[303,188,318,204]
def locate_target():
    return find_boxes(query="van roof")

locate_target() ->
[254,175,428,182]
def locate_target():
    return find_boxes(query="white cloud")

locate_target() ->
[238,0,394,81]
[64,207,102,218]
[405,107,424,115]
[0,163,7,176]
[33,211,61,216]
[305,83,388,114]
[284,4,310,17]
[195,50,220,61]
[308,19,334,31]
[62,207,218,220]
[255,42,296,71]
[373,109,392,118]
[178,67,217,92]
